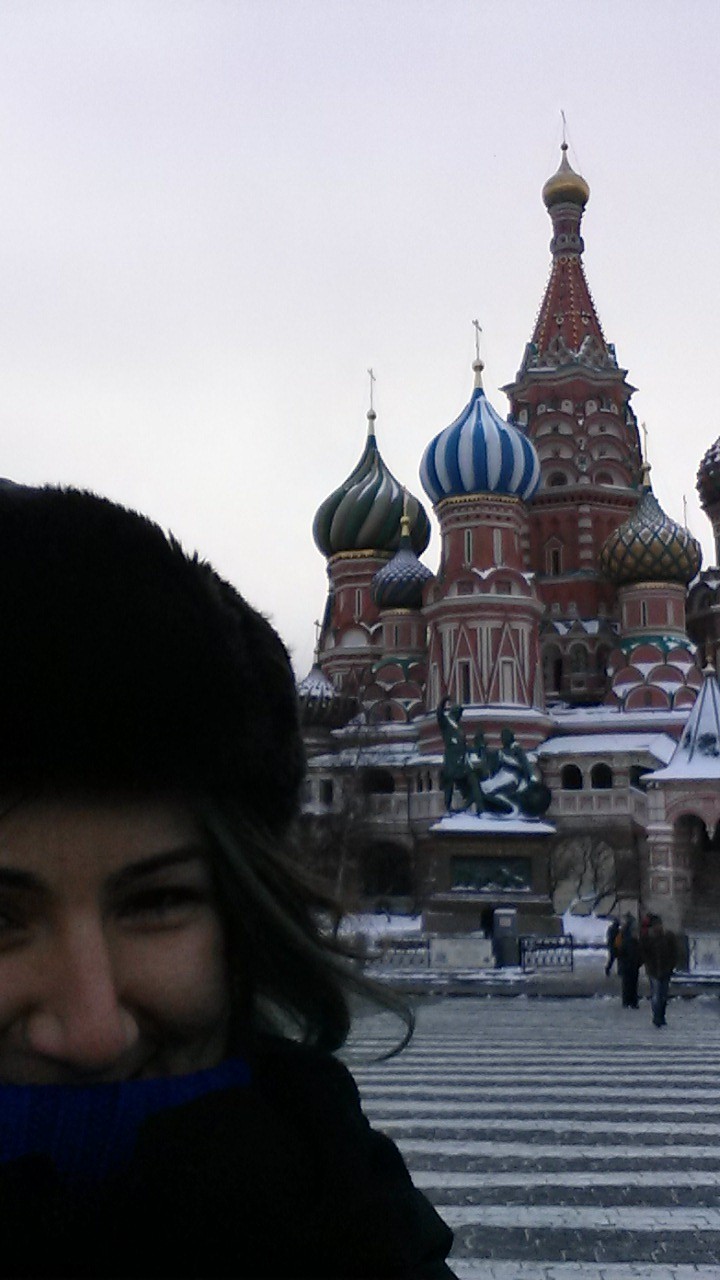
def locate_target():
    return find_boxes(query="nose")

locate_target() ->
[26,919,139,1076]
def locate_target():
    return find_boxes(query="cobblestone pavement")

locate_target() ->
[344,994,720,1280]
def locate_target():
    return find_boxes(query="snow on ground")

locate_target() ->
[338,912,423,939]
[562,910,613,945]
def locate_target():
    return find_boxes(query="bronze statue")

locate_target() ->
[437,703,551,818]
[437,698,485,814]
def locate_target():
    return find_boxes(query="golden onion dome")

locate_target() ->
[599,474,702,587]
[542,143,590,210]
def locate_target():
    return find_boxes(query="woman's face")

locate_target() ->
[0,793,231,1084]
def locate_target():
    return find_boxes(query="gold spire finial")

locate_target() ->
[366,367,377,431]
[561,108,568,148]
[367,367,376,412]
[639,423,651,489]
[313,618,322,663]
[472,319,484,388]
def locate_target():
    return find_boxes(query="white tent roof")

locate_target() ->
[647,668,720,781]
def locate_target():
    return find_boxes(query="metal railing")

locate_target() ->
[520,935,574,972]
[364,938,432,969]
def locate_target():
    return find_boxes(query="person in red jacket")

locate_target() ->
[641,914,680,1028]
[0,482,455,1279]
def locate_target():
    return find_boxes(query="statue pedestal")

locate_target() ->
[422,812,558,937]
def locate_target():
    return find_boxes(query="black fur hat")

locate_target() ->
[0,482,305,832]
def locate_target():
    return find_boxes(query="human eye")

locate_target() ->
[0,899,30,946]
[116,882,208,929]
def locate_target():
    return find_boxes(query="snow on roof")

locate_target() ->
[544,618,606,637]
[646,668,720,781]
[331,719,415,742]
[308,741,421,770]
[431,812,555,836]
[552,704,690,731]
[538,732,676,763]
[297,663,335,697]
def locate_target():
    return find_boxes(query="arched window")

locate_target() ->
[629,765,646,790]
[561,764,583,790]
[546,542,563,575]
[542,646,563,694]
[457,660,471,704]
[570,645,588,674]
[675,813,709,854]
[493,527,503,565]
[590,762,613,790]
[548,472,568,487]
[596,471,614,486]
[320,778,334,806]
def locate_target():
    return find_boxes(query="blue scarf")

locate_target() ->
[0,1056,251,1185]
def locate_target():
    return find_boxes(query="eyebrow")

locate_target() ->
[0,845,208,898]
[0,868,45,894]
[108,846,208,891]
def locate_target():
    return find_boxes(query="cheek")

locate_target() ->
[122,916,231,1033]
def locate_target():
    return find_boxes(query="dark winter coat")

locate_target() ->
[641,928,679,980]
[0,1037,455,1280]
[616,926,641,975]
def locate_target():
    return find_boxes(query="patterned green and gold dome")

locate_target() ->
[313,409,431,558]
[599,477,702,586]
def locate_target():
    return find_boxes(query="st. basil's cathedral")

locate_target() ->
[298,145,720,941]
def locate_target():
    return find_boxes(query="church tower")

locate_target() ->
[418,353,550,750]
[312,398,431,720]
[599,466,703,711]
[503,144,644,704]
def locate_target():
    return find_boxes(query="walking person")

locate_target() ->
[605,916,620,975]
[641,913,680,1028]
[0,482,456,1279]
[617,913,641,1008]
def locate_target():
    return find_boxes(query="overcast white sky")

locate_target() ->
[1,0,718,678]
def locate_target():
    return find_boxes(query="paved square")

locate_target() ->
[345,994,720,1280]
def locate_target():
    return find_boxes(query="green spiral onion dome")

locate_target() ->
[313,410,431,557]
[599,477,702,586]
[372,514,433,609]
[697,435,720,512]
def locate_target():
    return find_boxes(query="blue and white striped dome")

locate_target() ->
[420,362,540,505]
